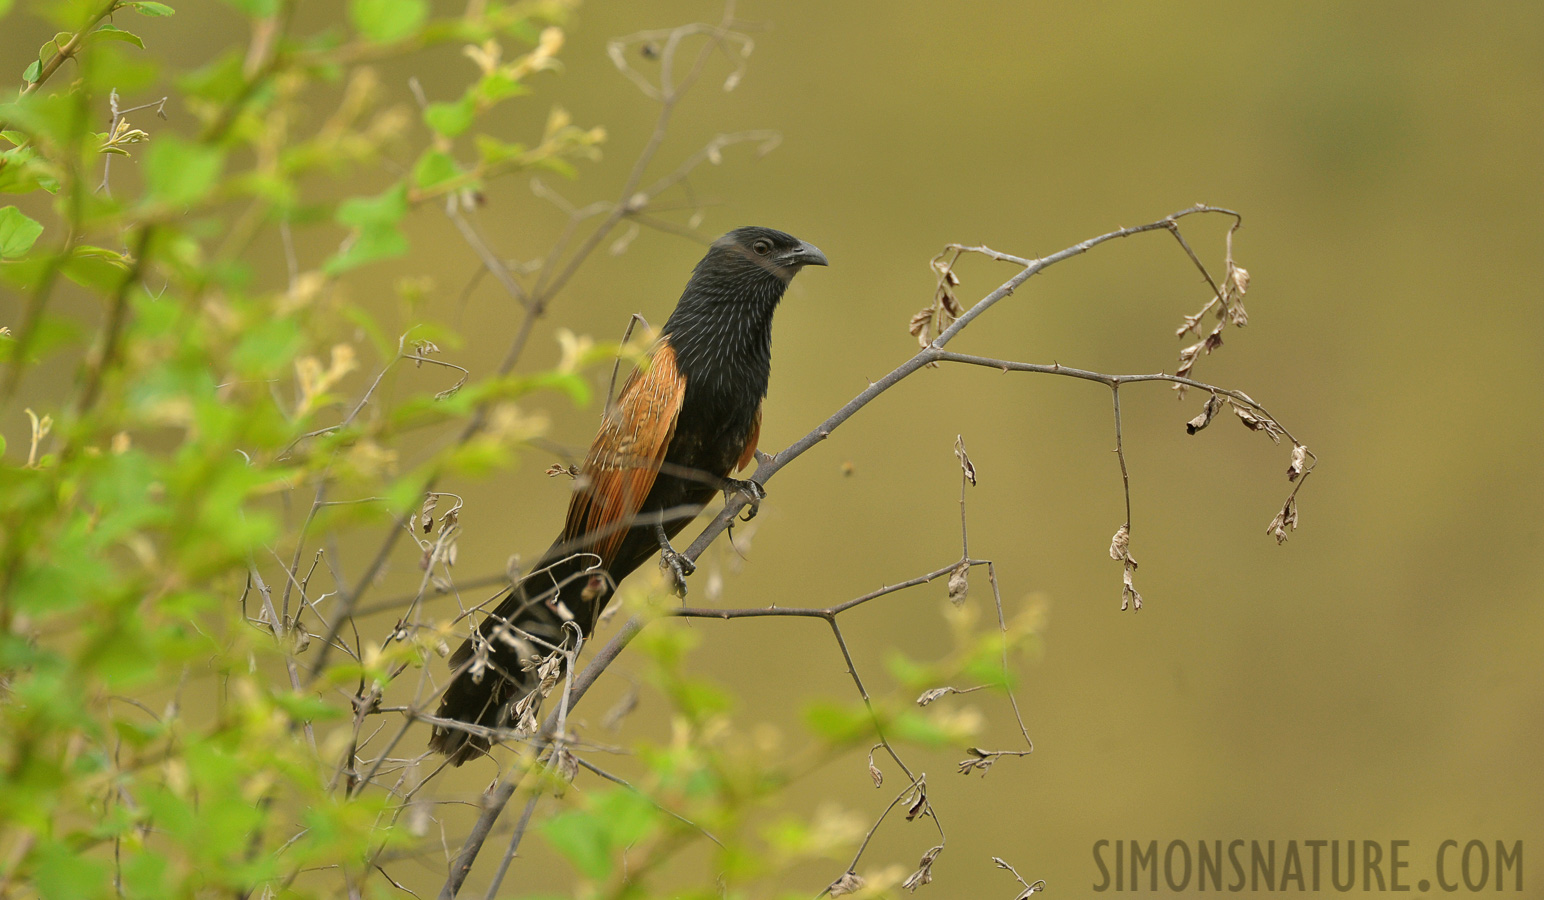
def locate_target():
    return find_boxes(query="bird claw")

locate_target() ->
[723,478,766,521]
[659,547,695,597]
[654,523,694,597]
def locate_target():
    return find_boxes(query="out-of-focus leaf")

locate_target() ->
[326,181,409,274]
[349,0,427,44]
[144,135,223,207]
[0,206,43,258]
[220,0,280,15]
[411,148,457,190]
[423,95,474,138]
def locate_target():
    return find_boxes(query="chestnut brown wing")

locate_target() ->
[560,339,686,566]
[735,405,761,472]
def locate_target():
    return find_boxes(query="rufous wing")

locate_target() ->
[736,404,761,472]
[561,339,687,566]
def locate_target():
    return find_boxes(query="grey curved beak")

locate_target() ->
[783,241,828,268]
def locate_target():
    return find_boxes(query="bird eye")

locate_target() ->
[751,239,771,255]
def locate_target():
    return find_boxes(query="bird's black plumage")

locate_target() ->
[431,226,825,764]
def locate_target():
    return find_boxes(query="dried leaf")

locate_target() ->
[931,254,964,317]
[907,307,933,348]
[1287,443,1309,481]
[902,845,943,892]
[546,463,579,478]
[1230,264,1250,296]
[1108,524,1130,562]
[1267,495,1299,545]
[829,871,865,897]
[958,747,995,776]
[413,339,440,363]
[1175,342,1200,379]
[419,494,438,533]
[953,435,976,486]
[916,687,954,707]
[1121,565,1143,611]
[904,779,929,821]
[1186,393,1223,435]
[1231,401,1284,443]
[947,562,969,607]
[867,744,883,788]
[551,747,578,797]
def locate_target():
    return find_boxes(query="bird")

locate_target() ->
[430,226,827,765]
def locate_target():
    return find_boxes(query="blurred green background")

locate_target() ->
[7,0,1542,895]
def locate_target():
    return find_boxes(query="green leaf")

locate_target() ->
[475,134,527,166]
[31,839,109,900]
[0,206,43,258]
[91,23,145,48]
[348,0,427,44]
[411,148,457,190]
[335,181,408,230]
[473,70,527,105]
[59,244,131,292]
[0,0,14,17]
[803,699,875,743]
[541,788,661,882]
[592,788,659,848]
[178,49,245,104]
[22,60,40,84]
[542,811,613,881]
[143,135,222,207]
[326,182,410,274]
[423,96,475,138]
[220,0,280,14]
[128,1,176,15]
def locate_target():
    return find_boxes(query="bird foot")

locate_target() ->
[654,524,695,597]
[723,478,766,521]
[659,547,695,597]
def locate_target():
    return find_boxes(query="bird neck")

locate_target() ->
[661,275,785,408]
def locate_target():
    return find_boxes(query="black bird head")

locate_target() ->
[667,225,825,325]
[707,225,828,282]
[675,226,827,311]
[663,225,826,401]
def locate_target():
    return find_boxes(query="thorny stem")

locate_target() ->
[682,205,1282,563]
[1112,387,1131,528]
[827,617,913,780]
[815,773,932,900]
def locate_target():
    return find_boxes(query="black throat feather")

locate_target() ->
[661,256,788,418]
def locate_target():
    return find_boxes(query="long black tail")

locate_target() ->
[429,546,614,766]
